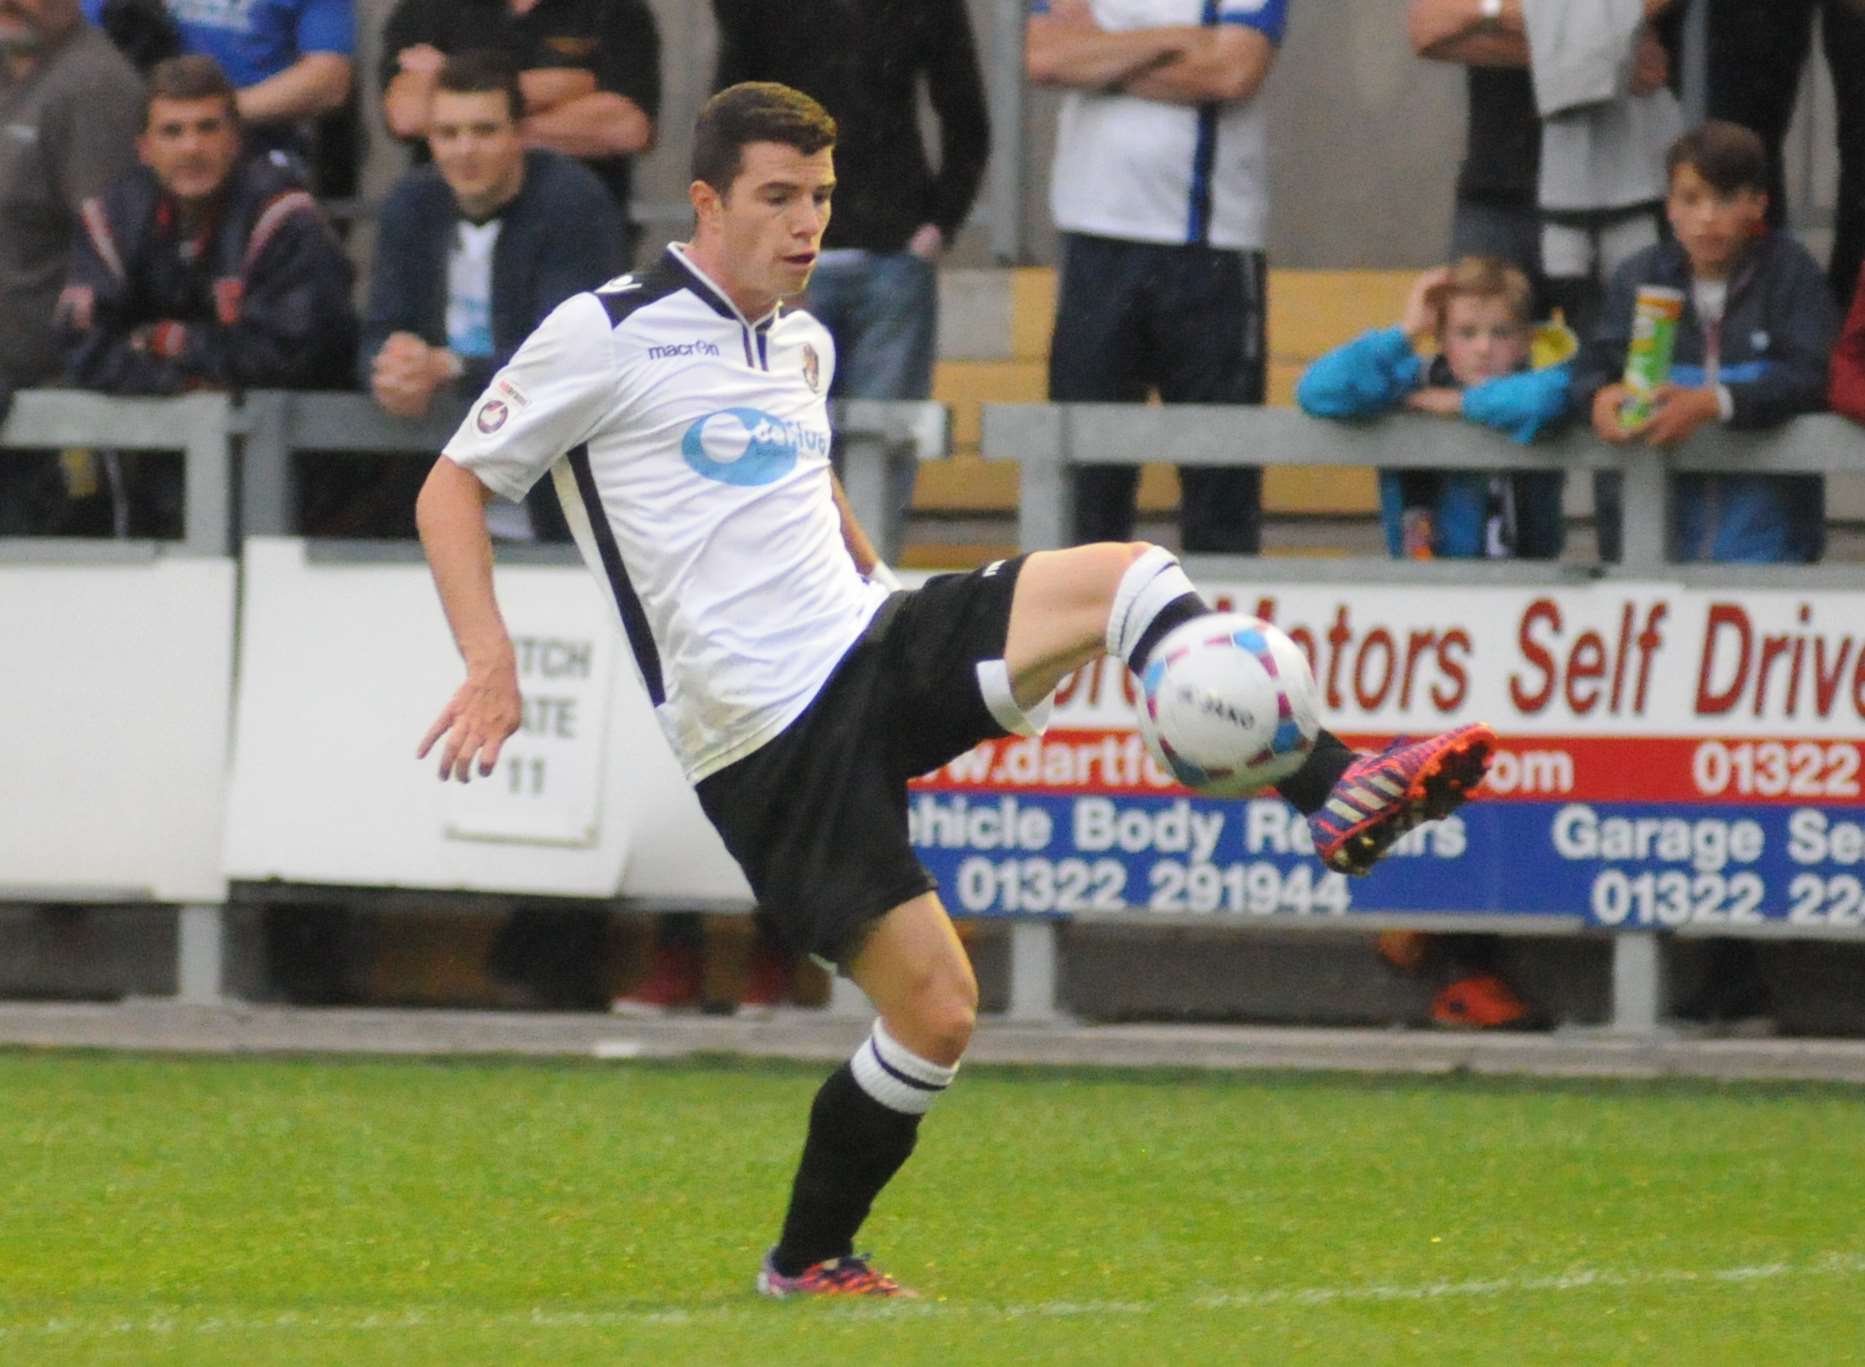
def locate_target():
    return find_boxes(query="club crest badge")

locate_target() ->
[801,342,820,393]
[475,398,509,434]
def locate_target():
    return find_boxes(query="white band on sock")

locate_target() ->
[975,657,1054,737]
[850,1020,958,1116]
[1106,546,1197,665]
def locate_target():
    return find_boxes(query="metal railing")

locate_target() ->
[235,391,948,563]
[984,405,1865,579]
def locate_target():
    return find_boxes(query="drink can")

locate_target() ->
[1619,286,1684,427]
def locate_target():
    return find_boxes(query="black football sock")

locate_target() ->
[1273,728,1356,815]
[771,1023,956,1276]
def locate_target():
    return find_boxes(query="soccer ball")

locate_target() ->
[1135,613,1320,794]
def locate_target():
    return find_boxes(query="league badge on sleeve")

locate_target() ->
[802,343,821,393]
[475,398,509,434]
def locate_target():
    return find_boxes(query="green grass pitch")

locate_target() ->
[1,1049,1861,1364]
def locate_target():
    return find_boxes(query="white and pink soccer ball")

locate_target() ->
[1135,613,1320,795]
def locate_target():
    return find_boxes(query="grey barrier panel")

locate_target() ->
[0,389,237,557]
[1,389,239,998]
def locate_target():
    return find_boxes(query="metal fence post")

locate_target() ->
[987,0,1027,264]
[239,389,295,537]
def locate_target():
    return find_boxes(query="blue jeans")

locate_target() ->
[803,251,937,560]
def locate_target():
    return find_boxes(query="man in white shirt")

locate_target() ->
[1026,0,1286,553]
[414,81,1493,1299]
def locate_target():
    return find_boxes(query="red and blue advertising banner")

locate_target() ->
[909,583,1865,930]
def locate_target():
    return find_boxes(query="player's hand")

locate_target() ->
[1641,384,1720,448]
[907,223,945,261]
[396,43,445,77]
[1591,383,1648,443]
[1400,265,1452,346]
[1404,386,1463,417]
[1630,25,1669,96]
[1047,0,1099,30]
[417,659,522,783]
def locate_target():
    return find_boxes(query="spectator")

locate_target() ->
[363,53,622,429]
[0,0,143,535]
[1833,262,1865,423]
[1408,0,1683,562]
[1571,121,1841,564]
[712,0,989,563]
[1298,257,1570,559]
[1025,0,1284,555]
[58,53,355,535]
[1523,0,1679,331]
[1707,0,1865,305]
[80,0,354,178]
[358,48,622,544]
[1298,255,1565,1030]
[380,0,659,261]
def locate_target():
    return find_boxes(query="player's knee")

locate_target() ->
[896,969,977,1066]
[925,989,978,1064]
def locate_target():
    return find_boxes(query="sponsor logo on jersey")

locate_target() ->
[681,408,829,486]
[802,342,821,393]
[647,340,723,360]
[475,399,509,434]
[494,376,530,410]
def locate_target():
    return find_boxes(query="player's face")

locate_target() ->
[428,89,526,220]
[708,141,834,316]
[138,95,242,206]
[1666,163,1766,280]
[1439,294,1528,386]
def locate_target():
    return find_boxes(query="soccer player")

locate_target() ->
[414,81,1494,1299]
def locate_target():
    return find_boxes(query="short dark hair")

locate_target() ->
[144,54,239,128]
[1666,120,1768,196]
[691,82,837,194]
[436,49,524,125]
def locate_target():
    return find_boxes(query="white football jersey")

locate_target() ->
[443,244,889,783]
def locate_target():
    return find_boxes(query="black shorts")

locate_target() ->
[695,556,1037,967]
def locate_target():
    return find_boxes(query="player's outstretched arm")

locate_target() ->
[414,457,522,783]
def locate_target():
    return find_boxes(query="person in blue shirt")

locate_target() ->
[84,0,353,170]
[1297,255,1571,560]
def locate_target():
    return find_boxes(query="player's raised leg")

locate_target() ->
[1000,542,1494,874]
[757,890,972,1300]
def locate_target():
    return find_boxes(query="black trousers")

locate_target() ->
[1708,0,1865,302]
[1048,233,1266,554]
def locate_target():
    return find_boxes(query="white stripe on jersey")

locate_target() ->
[444,245,888,783]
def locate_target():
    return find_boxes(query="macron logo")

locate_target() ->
[647,340,722,360]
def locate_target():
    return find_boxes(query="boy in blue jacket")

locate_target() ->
[1571,121,1840,563]
[1297,256,1571,559]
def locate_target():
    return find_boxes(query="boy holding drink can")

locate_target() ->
[1571,121,1840,562]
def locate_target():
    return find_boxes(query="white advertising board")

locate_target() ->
[222,539,748,902]
[1,558,235,902]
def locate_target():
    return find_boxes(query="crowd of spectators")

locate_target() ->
[4,0,1865,1021]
